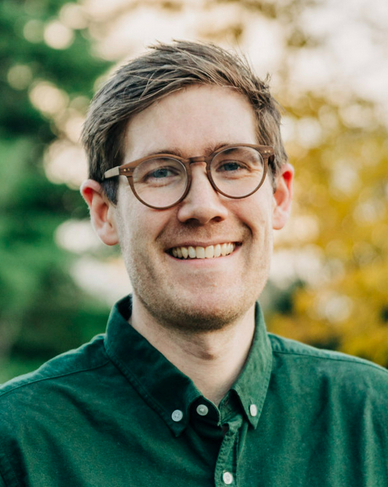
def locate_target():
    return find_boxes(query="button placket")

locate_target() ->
[196,404,209,416]
[214,420,240,487]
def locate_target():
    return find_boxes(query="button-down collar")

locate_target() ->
[104,296,272,435]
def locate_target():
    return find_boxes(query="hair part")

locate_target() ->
[82,40,288,204]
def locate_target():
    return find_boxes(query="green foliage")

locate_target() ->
[0,0,112,382]
[2,0,387,381]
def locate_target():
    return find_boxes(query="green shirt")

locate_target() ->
[1,295,388,486]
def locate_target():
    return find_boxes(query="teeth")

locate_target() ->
[214,244,221,257]
[188,246,196,258]
[171,243,236,259]
[181,247,188,259]
[205,246,214,258]
[196,246,205,259]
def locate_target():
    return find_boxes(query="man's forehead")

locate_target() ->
[122,85,258,161]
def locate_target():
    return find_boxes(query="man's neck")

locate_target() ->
[129,296,256,406]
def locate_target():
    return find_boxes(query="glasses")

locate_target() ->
[103,144,274,210]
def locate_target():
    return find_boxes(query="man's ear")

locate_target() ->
[272,163,294,230]
[80,179,119,246]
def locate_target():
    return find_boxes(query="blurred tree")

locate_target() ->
[0,0,111,382]
[2,0,387,382]
[267,93,388,366]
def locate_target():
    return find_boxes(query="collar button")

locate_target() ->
[171,409,184,422]
[249,404,258,417]
[223,472,234,484]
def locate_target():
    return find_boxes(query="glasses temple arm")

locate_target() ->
[103,167,120,180]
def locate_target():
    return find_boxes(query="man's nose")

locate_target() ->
[176,164,228,224]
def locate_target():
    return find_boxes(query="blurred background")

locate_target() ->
[1,0,387,382]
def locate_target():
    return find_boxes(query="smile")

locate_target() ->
[170,243,236,259]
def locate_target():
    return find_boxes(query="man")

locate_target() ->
[1,40,388,486]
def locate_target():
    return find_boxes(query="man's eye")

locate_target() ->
[148,167,176,179]
[139,163,183,186]
[218,161,246,172]
[215,160,251,176]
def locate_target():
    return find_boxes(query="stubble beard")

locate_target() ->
[123,244,270,335]
[115,201,273,335]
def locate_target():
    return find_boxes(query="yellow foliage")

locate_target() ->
[268,96,388,366]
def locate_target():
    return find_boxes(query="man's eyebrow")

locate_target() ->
[148,147,186,158]
[139,143,238,159]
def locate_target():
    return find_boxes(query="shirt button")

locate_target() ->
[250,404,258,417]
[223,472,234,484]
[171,409,183,422]
[196,404,209,416]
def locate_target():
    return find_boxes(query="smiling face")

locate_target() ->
[92,85,292,333]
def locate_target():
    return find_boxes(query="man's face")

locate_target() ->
[110,85,291,332]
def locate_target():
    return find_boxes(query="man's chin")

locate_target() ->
[144,293,253,334]
[158,309,236,334]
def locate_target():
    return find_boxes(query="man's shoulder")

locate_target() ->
[268,332,388,394]
[0,334,109,404]
[269,332,388,375]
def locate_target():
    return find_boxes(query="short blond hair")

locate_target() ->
[82,40,287,203]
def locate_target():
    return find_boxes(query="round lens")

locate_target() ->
[132,157,187,208]
[210,146,266,198]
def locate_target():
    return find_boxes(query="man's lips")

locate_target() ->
[168,242,239,259]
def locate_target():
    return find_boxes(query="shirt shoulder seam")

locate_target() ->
[271,345,388,374]
[0,358,111,400]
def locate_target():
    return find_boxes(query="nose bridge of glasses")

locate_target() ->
[186,155,215,188]
[188,155,208,165]
[183,155,221,206]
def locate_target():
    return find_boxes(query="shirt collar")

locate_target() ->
[231,303,273,429]
[104,296,272,435]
